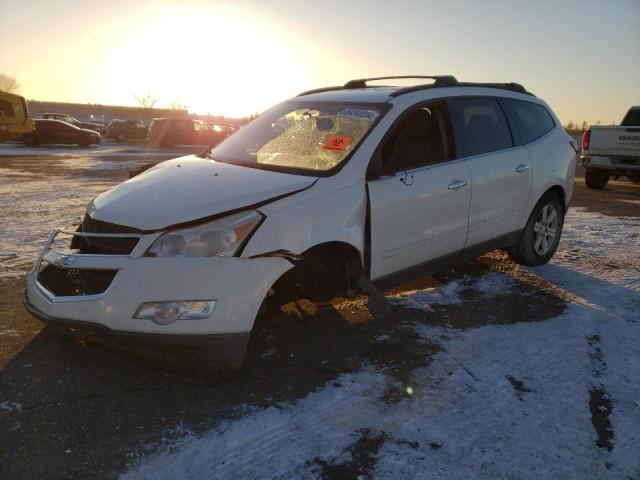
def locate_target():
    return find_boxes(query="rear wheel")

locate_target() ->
[585,170,610,189]
[23,134,37,147]
[509,192,564,266]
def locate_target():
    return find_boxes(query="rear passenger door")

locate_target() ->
[448,97,532,247]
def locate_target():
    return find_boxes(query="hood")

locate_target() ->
[88,156,316,230]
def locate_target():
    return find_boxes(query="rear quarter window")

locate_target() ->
[502,99,555,145]
[448,98,513,157]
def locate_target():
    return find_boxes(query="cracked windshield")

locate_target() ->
[212,103,382,171]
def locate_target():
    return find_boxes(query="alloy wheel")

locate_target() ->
[533,204,558,255]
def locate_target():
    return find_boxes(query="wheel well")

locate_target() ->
[269,241,362,302]
[544,185,566,209]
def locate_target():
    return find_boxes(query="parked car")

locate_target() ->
[42,112,81,126]
[106,119,148,141]
[22,119,101,147]
[580,106,640,188]
[148,118,226,147]
[0,90,34,143]
[25,75,576,369]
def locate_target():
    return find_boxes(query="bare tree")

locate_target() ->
[134,92,159,109]
[169,100,189,111]
[0,73,20,93]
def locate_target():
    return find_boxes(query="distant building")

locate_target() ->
[26,100,188,124]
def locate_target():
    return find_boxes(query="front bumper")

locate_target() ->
[26,231,292,337]
[24,294,251,368]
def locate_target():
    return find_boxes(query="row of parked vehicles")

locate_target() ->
[105,118,234,146]
[0,91,234,148]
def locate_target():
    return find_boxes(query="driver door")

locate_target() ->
[367,103,472,280]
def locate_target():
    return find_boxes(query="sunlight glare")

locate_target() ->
[101,4,320,116]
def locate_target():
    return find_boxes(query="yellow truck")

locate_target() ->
[0,90,34,142]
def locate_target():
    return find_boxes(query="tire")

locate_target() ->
[23,134,37,147]
[627,174,640,184]
[509,192,564,266]
[585,170,610,189]
[117,132,127,142]
[78,135,91,147]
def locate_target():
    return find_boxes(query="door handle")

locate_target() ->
[516,164,531,173]
[399,171,414,186]
[448,180,467,190]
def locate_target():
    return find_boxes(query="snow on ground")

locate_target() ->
[0,162,114,278]
[121,208,640,479]
[0,146,192,278]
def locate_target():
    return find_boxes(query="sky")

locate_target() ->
[0,0,638,122]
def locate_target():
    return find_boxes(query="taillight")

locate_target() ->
[582,129,591,150]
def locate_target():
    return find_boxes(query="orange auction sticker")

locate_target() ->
[323,135,352,152]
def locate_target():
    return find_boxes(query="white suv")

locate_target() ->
[25,76,576,368]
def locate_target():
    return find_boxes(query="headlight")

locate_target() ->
[146,210,263,258]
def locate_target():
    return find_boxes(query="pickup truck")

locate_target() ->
[581,106,640,189]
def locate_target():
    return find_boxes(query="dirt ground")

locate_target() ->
[0,154,638,479]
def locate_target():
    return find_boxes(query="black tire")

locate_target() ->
[117,132,127,142]
[23,134,37,147]
[585,170,610,189]
[627,174,640,184]
[509,192,564,266]
[78,135,91,147]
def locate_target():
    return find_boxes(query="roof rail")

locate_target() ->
[297,76,533,98]
[343,75,458,89]
[390,81,533,97]
[297,75,457,96]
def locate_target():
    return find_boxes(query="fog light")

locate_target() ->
[134,300,216,325]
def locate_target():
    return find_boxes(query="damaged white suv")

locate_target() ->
[25,76,576,368]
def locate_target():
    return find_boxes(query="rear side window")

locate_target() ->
[502,99,555,145]
[448,98,513,157]
[621,109,640,127]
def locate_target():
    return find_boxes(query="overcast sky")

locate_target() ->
[0,0,638,121]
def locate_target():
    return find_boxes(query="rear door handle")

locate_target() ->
[448,180,467,190]
[516,164,531,173]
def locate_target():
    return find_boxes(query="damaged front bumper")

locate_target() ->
[25,228,292,367]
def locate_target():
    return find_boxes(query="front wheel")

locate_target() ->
[509,193,564,266]
[585,170,610,189]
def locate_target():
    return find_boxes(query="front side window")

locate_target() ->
[502,99,555,145]
[448,98,513,157]
[212,101,384,173]
[379,104,452,172]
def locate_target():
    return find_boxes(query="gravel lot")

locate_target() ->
[0,142,639,479]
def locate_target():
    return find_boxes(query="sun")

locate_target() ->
[100,4,326,117]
